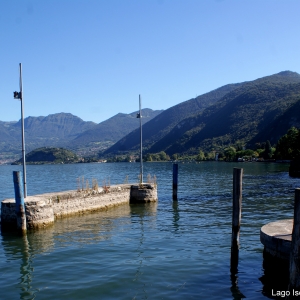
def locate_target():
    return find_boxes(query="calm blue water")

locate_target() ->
[0,162,299,299]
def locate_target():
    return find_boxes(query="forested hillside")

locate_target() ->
[105,83,243,154]
[2,71,300,163]
[12,147,79,164]
[105,71,300,156]
[69,108,163,154]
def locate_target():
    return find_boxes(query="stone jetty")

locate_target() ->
[1,183,157,230]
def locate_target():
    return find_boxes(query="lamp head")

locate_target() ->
[13,91,21,99]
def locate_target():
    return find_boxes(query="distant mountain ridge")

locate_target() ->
[105,71,300,156]
[2,71,300,162]
[69,108,163,151]
[19,113,96,139]
[0,113,96,158]
[155,71,300,155]
[0,109,163,161]
[105,82,243,154]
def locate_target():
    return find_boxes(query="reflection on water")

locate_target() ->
[1,203,162,299]
[230,273,246,300]
[172,201,180,232]
[1,232,36,299]
[0,162,298,299]
[2,203,132,256]
[19,235,34,299]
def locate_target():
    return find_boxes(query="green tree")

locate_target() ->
[235,142,244,151]
[224,147,236,161]
[159,151,168,161]
[145,153,153,162]
[196,150,205,161]
[236,149,255,160]
[275,127,300,160]
[205,151,216,160]
[263,140,273,159]
[172,153,178,161]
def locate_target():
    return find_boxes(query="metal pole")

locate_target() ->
[19,63,27,198]
[13,171,27,234]
[139,95,143,184]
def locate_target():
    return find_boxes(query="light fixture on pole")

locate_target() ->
[13,63,27,198]
[136,95,143,184]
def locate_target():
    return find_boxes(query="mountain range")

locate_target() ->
[1,71,300,162]
[70,108,163,153]
[105,71,300,156]
[0,109,162,161]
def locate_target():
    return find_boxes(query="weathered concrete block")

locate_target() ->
[260,219,292,260]
[130,184,158,203]
[25,199,54,229]
[0,201,17,228]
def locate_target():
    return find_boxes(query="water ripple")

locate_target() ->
[0,162,297,299]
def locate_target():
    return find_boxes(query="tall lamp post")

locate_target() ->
[136,95,143,184]
[14,63,27,198]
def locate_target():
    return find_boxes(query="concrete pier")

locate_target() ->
[1,184,158,230]
[1,183,158,230]
[260,219,293,260]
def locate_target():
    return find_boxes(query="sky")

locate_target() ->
[1,0,300,124]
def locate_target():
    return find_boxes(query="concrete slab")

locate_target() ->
[260,219,293,260]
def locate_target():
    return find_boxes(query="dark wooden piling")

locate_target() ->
[173,163,178,200]
[13,171,27,234]
[230,168,243,274]
[288,188,300,292]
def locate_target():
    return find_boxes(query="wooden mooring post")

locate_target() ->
[230,168,243,274]
[288,188,300,293]
[173,163,178,200]
[13,171,27,234]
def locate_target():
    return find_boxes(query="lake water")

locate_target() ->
[0,161,299,299]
